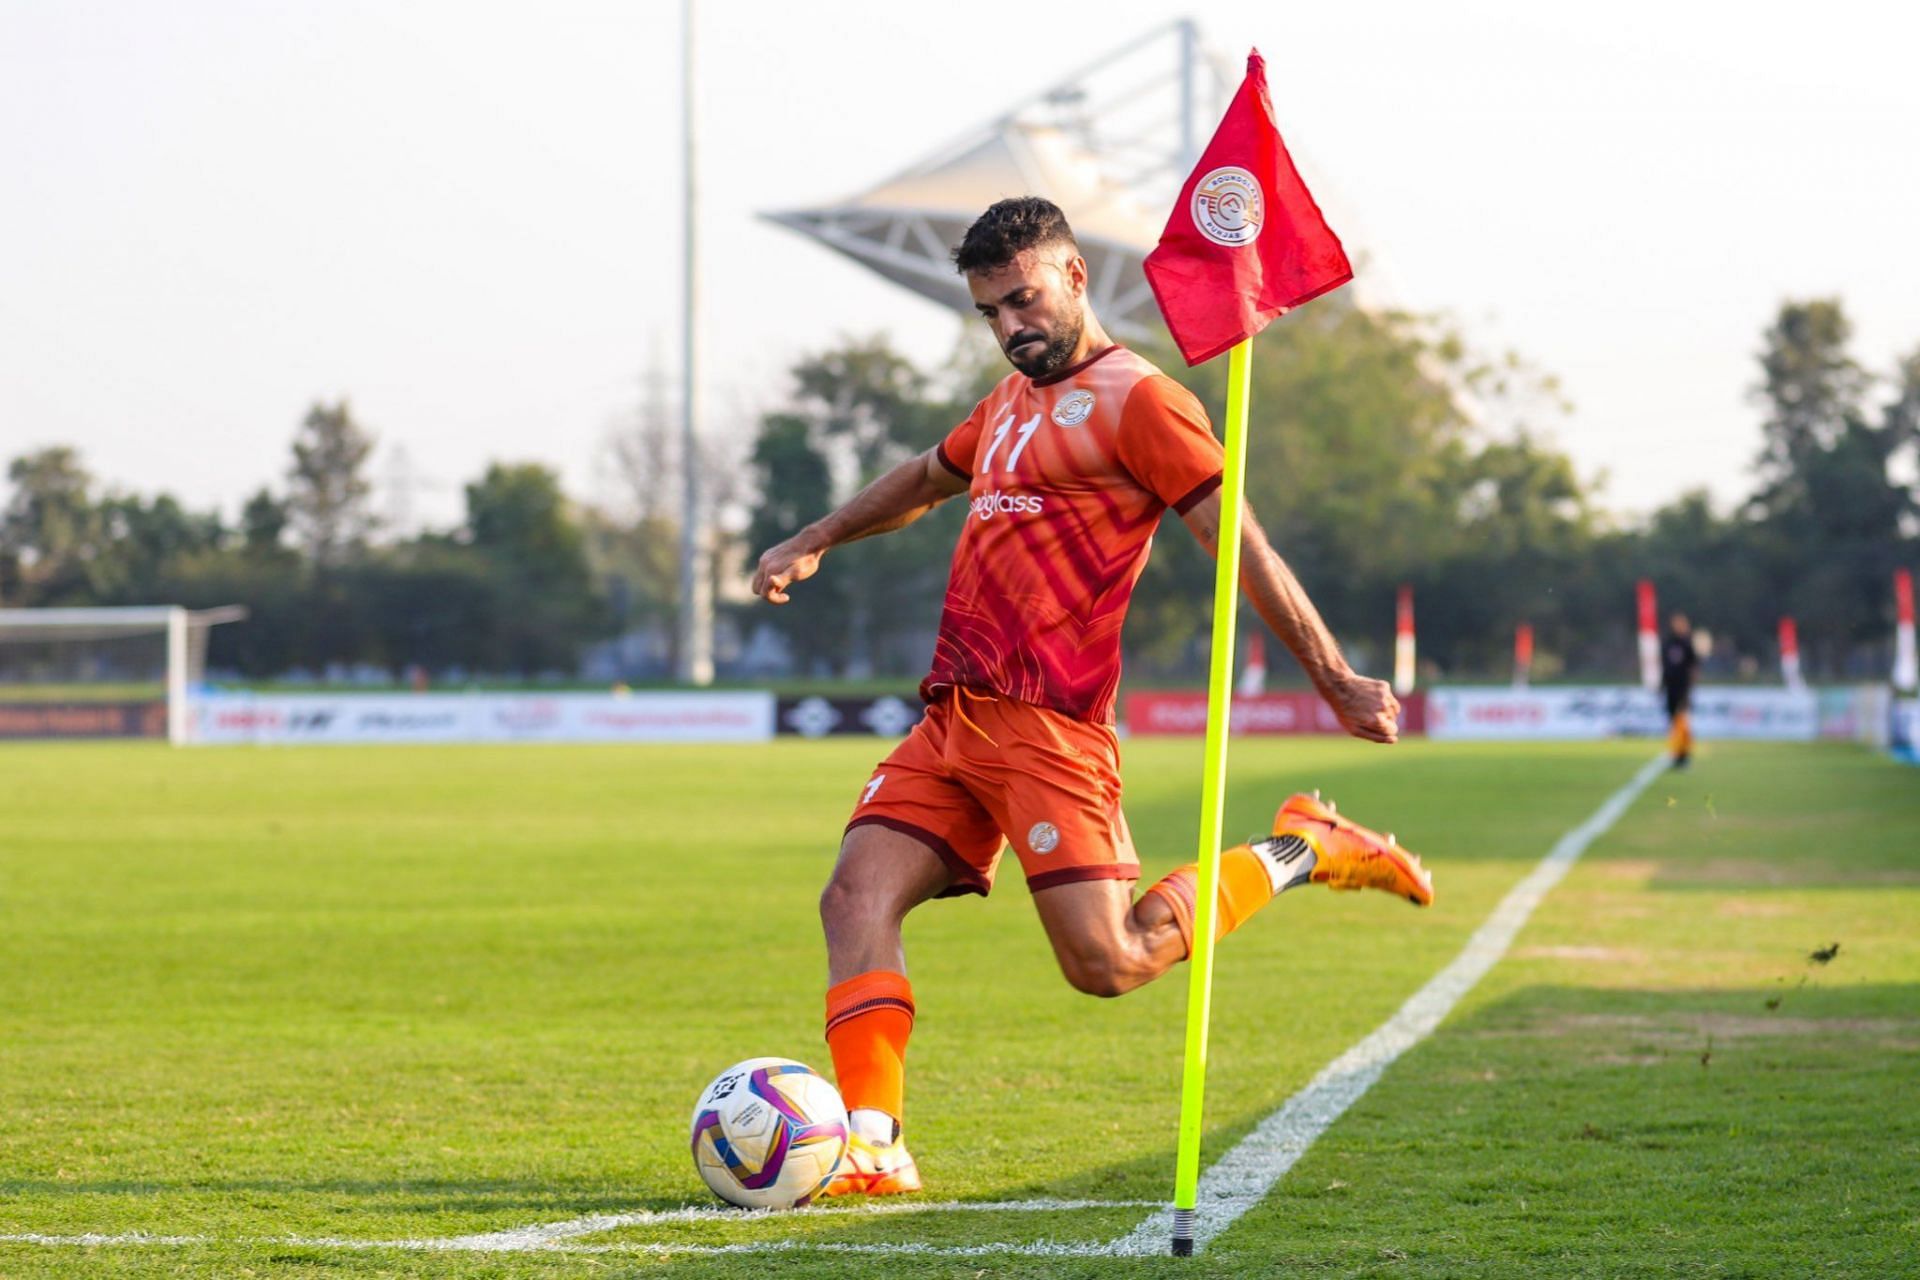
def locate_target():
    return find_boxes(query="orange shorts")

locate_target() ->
[844,687,1138,898]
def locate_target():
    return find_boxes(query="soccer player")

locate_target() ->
[1661,612,1700,768]
[751,197,1434,1197]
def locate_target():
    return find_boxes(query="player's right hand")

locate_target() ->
[1323,672,1400,744]
[752,536,824,605]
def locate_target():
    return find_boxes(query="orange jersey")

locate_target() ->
[926,345,1224,724]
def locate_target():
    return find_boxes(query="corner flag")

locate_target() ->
[1146,50,1355,1257]
[1144,50,1351,367]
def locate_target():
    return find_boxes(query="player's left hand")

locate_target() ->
[1323,673,1399,744]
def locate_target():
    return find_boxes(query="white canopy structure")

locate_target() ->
[762,20,1231,342]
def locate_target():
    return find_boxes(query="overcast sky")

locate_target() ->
[4,0,1917,533]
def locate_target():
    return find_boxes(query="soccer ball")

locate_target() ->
[689,1057,849,1209]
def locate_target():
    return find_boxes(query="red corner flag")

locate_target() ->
[1143,50,1352,366]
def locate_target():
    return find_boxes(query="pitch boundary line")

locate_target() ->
[0,1199,1153,1257]
[0,754,1663,1260]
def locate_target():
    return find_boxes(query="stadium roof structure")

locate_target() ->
[762,20,1233,343]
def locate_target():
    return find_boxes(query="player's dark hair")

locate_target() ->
[951,197,1078,275]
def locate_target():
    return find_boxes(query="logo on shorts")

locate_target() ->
[1051,390,1095,426]
[1192,166,1264,247]
[1028,822,1061,855]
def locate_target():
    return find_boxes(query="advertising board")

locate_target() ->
[0,701,167,740]
[188,691,775,745]
[1124,690,1428,736]
[775,695,925,738]
[1426,686,1819,741]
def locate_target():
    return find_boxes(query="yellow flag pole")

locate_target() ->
[1170,335,1253,1256]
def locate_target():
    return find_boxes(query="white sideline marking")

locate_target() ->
[0,1199,1154,1256]
[425,1197,1160,1251]
[0,756,1662,1260]
[1110,751,1668,1256]
[1,1233,207,1247]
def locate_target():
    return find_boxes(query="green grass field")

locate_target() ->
[1,736,1915,1278]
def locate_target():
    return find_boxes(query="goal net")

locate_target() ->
[0,606,245,743]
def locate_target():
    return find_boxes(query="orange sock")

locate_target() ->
[1142,843,1278,957]
[1669,711,1693,758]
[824,970,915,1126]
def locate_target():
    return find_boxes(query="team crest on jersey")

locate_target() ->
[1027,822,1061,855]
[1193,166,1264,247]
[1051,390,1095,427]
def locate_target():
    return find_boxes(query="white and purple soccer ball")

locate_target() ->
[689,1057,849,1209]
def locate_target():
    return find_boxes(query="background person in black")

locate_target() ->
[1661,612,1701,768]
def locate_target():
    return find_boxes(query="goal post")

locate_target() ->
[0,605,247,744]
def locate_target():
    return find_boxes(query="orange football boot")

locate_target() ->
[1274,791,1434,906]
[819,1133,923,1197]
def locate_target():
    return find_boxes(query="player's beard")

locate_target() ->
[1005,309,1084,378]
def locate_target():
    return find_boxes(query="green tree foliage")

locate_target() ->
[287,400,375,568]
[1125,297,1599,679]
[1754,300,1872,493]
[0,438,609,680]
[747,414,845,675]
[240,488,291,557]
[1,449,227,607]
[94,494,225,600]
[745,338,962,677]
[2,446,103,602]
[1742,301,1917,671]
[341,541,507,675]
[7,298,1914,686]
[462,462,605,674]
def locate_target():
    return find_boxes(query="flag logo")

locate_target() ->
[1191,167,1264,247]
[1051,390,1095,426]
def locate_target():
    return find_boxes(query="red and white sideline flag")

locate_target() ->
[1896,569,1918,693]
[1142,50,1353,366]
[1237,630,1268,696]
[1779,616,1805,691]
[1637,580,1660,691]
[1393,584,1416,695]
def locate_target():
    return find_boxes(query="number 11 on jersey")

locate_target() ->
[980,412,1042,475]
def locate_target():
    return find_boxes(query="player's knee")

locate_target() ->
[818,873,864,931]
[819,864,897,934]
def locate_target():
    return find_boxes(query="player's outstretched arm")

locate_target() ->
[1178,490,1400,744]
[752,449,969,605]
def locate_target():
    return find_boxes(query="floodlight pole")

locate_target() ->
[676,0,715,686]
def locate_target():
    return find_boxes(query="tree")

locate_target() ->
[463,462,603,673]
[93,492,224,601]
[240,488,291,557]
[743,335,978,677]
[1125,298,1594,680]
[2,446,103,603]
[1753,300,1870,499]
[746,413,846,675]
[467,464,588,582]
[1746,300,1916,673]
[596,358,752,668]
[344,542,506,675]
[789,337,941,480]
[286,400,375,567]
